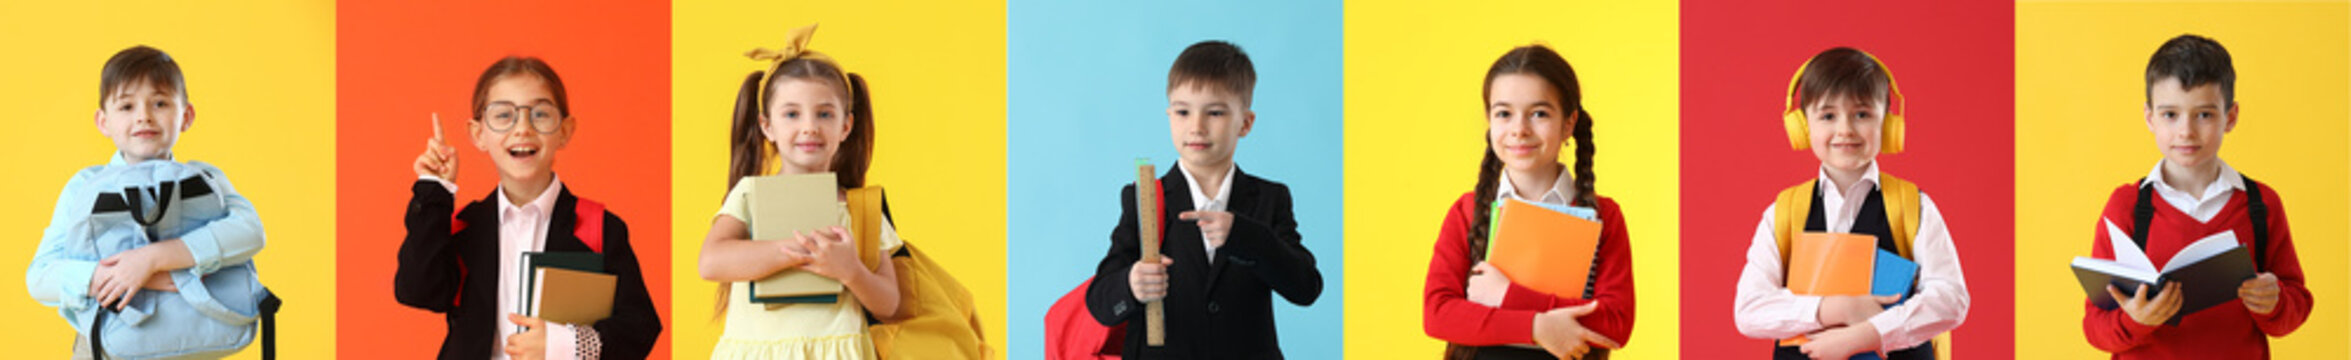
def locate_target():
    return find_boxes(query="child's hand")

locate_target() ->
[2239,272,2281,315]
[141,272,177,292]
[90,249,162,310]
[1466,262,1510,307]
[2107,282,2184,326]
[797,227,863,282]
[1816,295,1899,326]
[1129,257,1174,302]
[413,113,460,181]
[1531,302,1619,359]
[504,313,548,360]
[1798,322,1881,360]
[1178,210,1233,248]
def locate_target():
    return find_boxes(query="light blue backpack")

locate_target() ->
[78,161,280,360]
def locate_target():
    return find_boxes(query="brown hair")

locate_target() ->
[1794,47,1891,112]
[2145,34,2235,104]
[1167,40,1256,107]
[1450,44,1600,359]
[99,45,187,107]
[470,56,572,121]
[717,57,874,318]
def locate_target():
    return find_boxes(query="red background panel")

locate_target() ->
[1680,0,2013,358]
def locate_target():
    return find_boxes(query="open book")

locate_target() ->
[2071,218,2255,324]
[746,173,848,303]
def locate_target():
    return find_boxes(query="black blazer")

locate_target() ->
[1086,166,1323,359]
[393,180,662,359]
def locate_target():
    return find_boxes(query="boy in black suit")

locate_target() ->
[394,57,661,359]
[1086,40,1324,359]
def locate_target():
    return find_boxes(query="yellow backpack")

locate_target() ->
[847,187,991,359]
[1769,174,1949,358]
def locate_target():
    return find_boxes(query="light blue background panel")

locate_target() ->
[1006,0,1344,358]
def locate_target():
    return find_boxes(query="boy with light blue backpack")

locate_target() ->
[26,45,280,360]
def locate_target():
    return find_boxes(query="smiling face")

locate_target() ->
[2145,78,2236,169]
[95,79,190,162]
[1486,73,1572,173]
[1804,94,1885,173]
[469,74,573,186]
[762,78,853,174]
[1167,83,1253,170]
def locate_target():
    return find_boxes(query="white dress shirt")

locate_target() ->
[423,175,582,360]
[1732,162,1970,351]
[1177,162,1236,262]
[2142,159,2244,222]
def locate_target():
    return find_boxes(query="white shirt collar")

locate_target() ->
[1816,162,1882,233]
[108,151,175,166]
[1816,161,1883,198]
[2141,159,2243,222]
[2142,159,2243,198]
[1177,161,1236,212]
[496,175,566,217]
[1496,163,1578,206]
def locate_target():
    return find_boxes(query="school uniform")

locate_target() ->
[1086,163,1324,359]
[394,177,662,359]
[2082,161,2311,360]
[1732,163,1969,359]
[1423,166,1637,359]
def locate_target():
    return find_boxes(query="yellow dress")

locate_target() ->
[711,184,904,360]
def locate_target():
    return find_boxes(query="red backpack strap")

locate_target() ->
[575,198,606,254]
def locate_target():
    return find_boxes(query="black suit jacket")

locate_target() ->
[1086,166,1323,359]
[393,180,663,359]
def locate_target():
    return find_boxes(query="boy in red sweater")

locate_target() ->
[2080,34,2311,360]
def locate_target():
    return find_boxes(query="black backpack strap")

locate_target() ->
[88,310,107,359]
[2131,178,2155,250]
[2240,174,2269,272]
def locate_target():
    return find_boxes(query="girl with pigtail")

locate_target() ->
[1423,44,1636,360]
[695,24,901,360]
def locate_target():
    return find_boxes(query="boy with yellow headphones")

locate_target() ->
[1731,47,1970,360]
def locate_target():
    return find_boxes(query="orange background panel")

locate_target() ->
[334,0,672,358]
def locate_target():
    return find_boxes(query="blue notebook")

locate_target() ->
[1873,249,1919,304]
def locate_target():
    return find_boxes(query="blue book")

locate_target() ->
[1873,249,1919,304]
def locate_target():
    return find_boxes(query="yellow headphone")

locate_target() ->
[1781,50,1906,154]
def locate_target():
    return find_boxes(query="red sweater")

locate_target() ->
[1424,192,1636,348]
[2082,182,2311,359]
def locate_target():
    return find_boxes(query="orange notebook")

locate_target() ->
[1786,232,1878,296]
[1484,198,1605,298]
[1778,232,1879,347]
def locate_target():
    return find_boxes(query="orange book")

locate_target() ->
[1485,198,1605,298]
[1786,232,1877,296]
[1777,232,1878,347]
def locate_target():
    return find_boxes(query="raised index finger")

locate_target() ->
[431,113,446,142]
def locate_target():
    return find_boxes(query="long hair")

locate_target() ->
[1448,44,1600,359]
[717,57,874,318]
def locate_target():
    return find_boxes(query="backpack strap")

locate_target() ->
[260,289,282,360]
[2241,174,2269,271]
[846,187,887,271]
[1879,174,1923,258]
[574,198,606,254]
[1772,180,1818,276]
[2131,178,2156,250]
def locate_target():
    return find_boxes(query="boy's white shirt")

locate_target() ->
[1176,161,1236,262]
[28,152,266,313]
[1731,161,1971,351]
[2141,159,2244,222]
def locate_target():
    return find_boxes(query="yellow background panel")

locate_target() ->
[0,1,337,358]
[670,1,1008,358]
[1344,1,1681,358]
[2016,1,2349,357]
